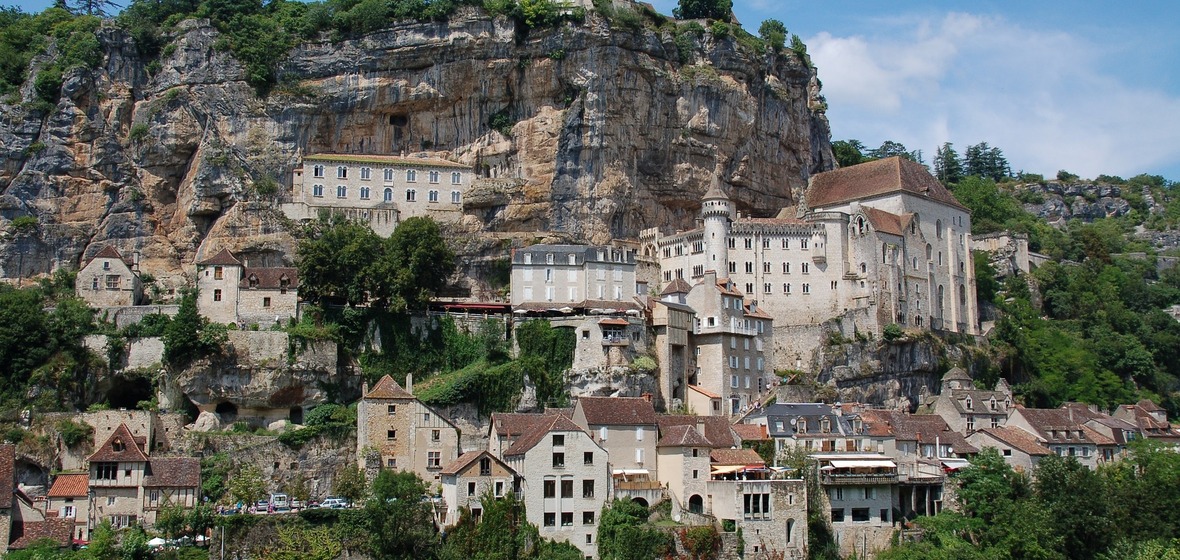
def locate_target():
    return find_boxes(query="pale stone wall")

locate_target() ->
[506,428,608,559]
[103,305,179,329]
[581,424,656,473]
[196,263,241,325]
[821,482,896,559]
[357,396,460,485]
[46,495,90,541]
[966,432,1042,473]
[656,445,710,511]
[510,245,637,306]
[440,459,516,526]
[236,289,298,327]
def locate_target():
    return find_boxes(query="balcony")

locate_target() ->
[602,335,630,347]
[821,472,898,486]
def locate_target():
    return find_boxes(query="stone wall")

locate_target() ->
[188,432,357,502]
[101,305,179,329]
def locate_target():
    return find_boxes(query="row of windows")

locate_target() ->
[729,374,766,389]
[542,479,596,499]
[830,508,889,523]
[312,165,463,184]
[542,511,596,527]
[731,261,811,274]
[522,285,624,301]
[662,236,812,258]
[311,185,461,203]
[522,268,624,282]
[726,356,765,372]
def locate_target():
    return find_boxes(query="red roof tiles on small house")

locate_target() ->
[46,473,89,498]
[576,397,658,426]
[657,415,740,449]
[860,208,907,236]
[688,385,721,399]
[709,448,766,467]
[503,415,587,457]
[731,423,769,442]
[806,156,968,211]
[364,375,415,400]
[87,423,148,463]
[196,248,243,267]
[440,450,517,477]
[976,426,1051,457]
[656,425,713,448]
[660,278,693,296]
[8,518,73,550]
[142,457,200,488]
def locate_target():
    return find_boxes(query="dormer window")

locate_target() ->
[112,438,125,452]
[279,275,290,288]
[797,418,807,433]
[248,274,259,288]
[989,398,997,410]
[820,418,831,433]
[965,396,973,410]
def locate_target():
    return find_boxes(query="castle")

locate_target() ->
[641,157,980,367]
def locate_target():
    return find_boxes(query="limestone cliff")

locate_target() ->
[0,7,833,291]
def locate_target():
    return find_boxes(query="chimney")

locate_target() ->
[362,381,369,394]
[406,373,413,396]
[696,419,706,437]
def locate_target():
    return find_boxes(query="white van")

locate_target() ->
[270,493,290,511]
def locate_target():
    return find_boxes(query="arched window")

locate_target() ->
[959,284,967,305]
[859,263,867,274]
[786,519,795,543]
[910,214,919,234]
[384,188,393,202]
[936,219,943,239]
[926,244,932,260]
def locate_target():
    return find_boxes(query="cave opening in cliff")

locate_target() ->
[215,401,238,424]
[105,376,154,410]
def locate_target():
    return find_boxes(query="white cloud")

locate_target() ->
[809,12,1180,178]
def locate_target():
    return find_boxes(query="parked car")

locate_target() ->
[321,498,349,509]
[291,499,304,510]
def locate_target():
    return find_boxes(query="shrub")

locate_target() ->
[10,215,38,231]
[56,418,93,447]
[710,20,729,39]
[129,123,150,142]
[883,323,905,342]
[33,67,62,104]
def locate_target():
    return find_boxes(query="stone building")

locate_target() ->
[282,153,471,236]
[570,396,661,504]
[683,271,774,416]
[744,402,867,454]
[642,157,979,367]
[502,414,609,559]
[813,454,899,559]
[915,367,1013,433]
[438,450,520,527]
[76,245,142,308]
[648,280,695,406]
[195,248,299,327]
[655,424,712,515]
[510,244,638,307]
[44,473,89,542]
[356,375,461,484]
[86,423,200,530]
[967,426,1052,472]
[1006,408,1102,469]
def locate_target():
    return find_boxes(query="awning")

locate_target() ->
[710,465,744,475]
[940,458,971,470]
[828,459,897,469]
[599,318,629,326]
[612,468,650,476]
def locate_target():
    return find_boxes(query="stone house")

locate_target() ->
[76,245,142,308]
[686,384,723,417]
[570,397,659,475]
[655,424,712,515]
[1006,408,1101,469]
[642,157,979,369]
[685,271,774,416]
[196,248,298,327]
[966,426,1052,472]
[648,280,696,406]
[356,375,461,485]
[710,477,808,559]
[87,424,201,530]
[744,402,867,455]
[44,473,89,542]
[916,367,1013,434]
[1112,399,1180,445]
[502,414,609,559]
[283,153,472,236]
[438,450,520,527]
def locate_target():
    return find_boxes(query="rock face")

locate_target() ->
[0,8,832,288]
[1016,181,1131,225]
[813,336,979,411]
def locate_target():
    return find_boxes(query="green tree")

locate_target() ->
[69,0,119,17]
[163,290,227,367]
[381,216,456,312]
[1034,455,1111,560]
[597,499,672,560]
[0,285,52,394]
[831,139,867,168]
[933,142,964,184]
[366,470,438,558]
[155,503,188,538]
[962,142,1011,181]
[296,216,385,307]
[673,0,732,20]
[228,464,266,507]
[758,19,786,51]
[333,464,367,504]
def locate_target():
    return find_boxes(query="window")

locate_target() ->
[801,262,809,274]
[635,426,644,441]
[432,429,440,441]
[764,283,772,294]
[583,511,595,525]
[802,283,810,294]
[495,482,504,496]
[561,479,574,498]
[479,458,491,476]
[763,262,772,273]
[743,493,770,519]
[831,509,845,522]
[452,172,462,184]
[553,453,565,468]
[213,289,222,302]
[92,277,99,289]
[451,190,461,203]
[387,458,396,468]
[428,451,441,469]
[336,185,347,198]
[864,487,874,499]
[108,497,117,506]
[429,170,439,183]
[312,185,324,197]
[387,405,396,415]
[801,239,809,249]
[468,482,477,496]
[106,275,120,290]
[966,416,975,430]
[336,166,347,179]
[428,190,439,202]
[387,429,396,440]
[360,167,371,180]
[61,505,75,518]
[745,282,754,294]
[553,434,565,447]
[263,297,271,307]
[544,480,556,498]
[731,375,739,388]
[407,170,417,182]
[561,512,573,526]
[544,513,555,527]
[384,188,393,202]
[360,186,370,199]
[406,189,416,202]
[991,416,1000,428]
[384,168,393,182]
[313,165,324,178]
[745,238,753,249]
[784,283,791,294]
[851,508,870,522]
[881,509,890,523]
[599,427,608,441]
[728,262,737,274]
[214,266,224,280]
[584,452,594,465]
[583,480,594,498]
[96,463,118,480]
[745,262,754,274]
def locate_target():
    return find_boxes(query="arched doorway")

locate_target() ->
[688,495,704,514]
[632,497,649,508]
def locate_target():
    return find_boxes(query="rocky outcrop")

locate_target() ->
[0,7,832,289]
[1015,181,1132,225]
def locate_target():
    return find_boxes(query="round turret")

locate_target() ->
[702,174,733,271]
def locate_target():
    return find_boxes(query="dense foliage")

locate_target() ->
[596,499,673,560]
[880,444,1180,560]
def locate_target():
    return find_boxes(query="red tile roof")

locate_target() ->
[714,278,744,297]
[365,375,414,399]
[491,412,556,438]
[503,415,588,457]
[806,156,968,211]
[87,423,148,463]
[143,457,200,488]
[688,385,720,399]
[440,450,516,477]
[660,278,693,296]
[976,426,1051,456]
[0,443,13,509]
[240,267,299,290]
[46,473,89,497]
[657,415,739,449]
[861,208,907,236]
[731,423,769,442]
[197,248,242,267]
[8,518,73,550]
[710,448,766,467]
[657,425,712,448]
[577,397,658,426]
[85,245,135,268]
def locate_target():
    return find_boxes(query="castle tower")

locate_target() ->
[701,170,734,273]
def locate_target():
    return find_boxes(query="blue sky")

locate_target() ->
[10,0,1180,180]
